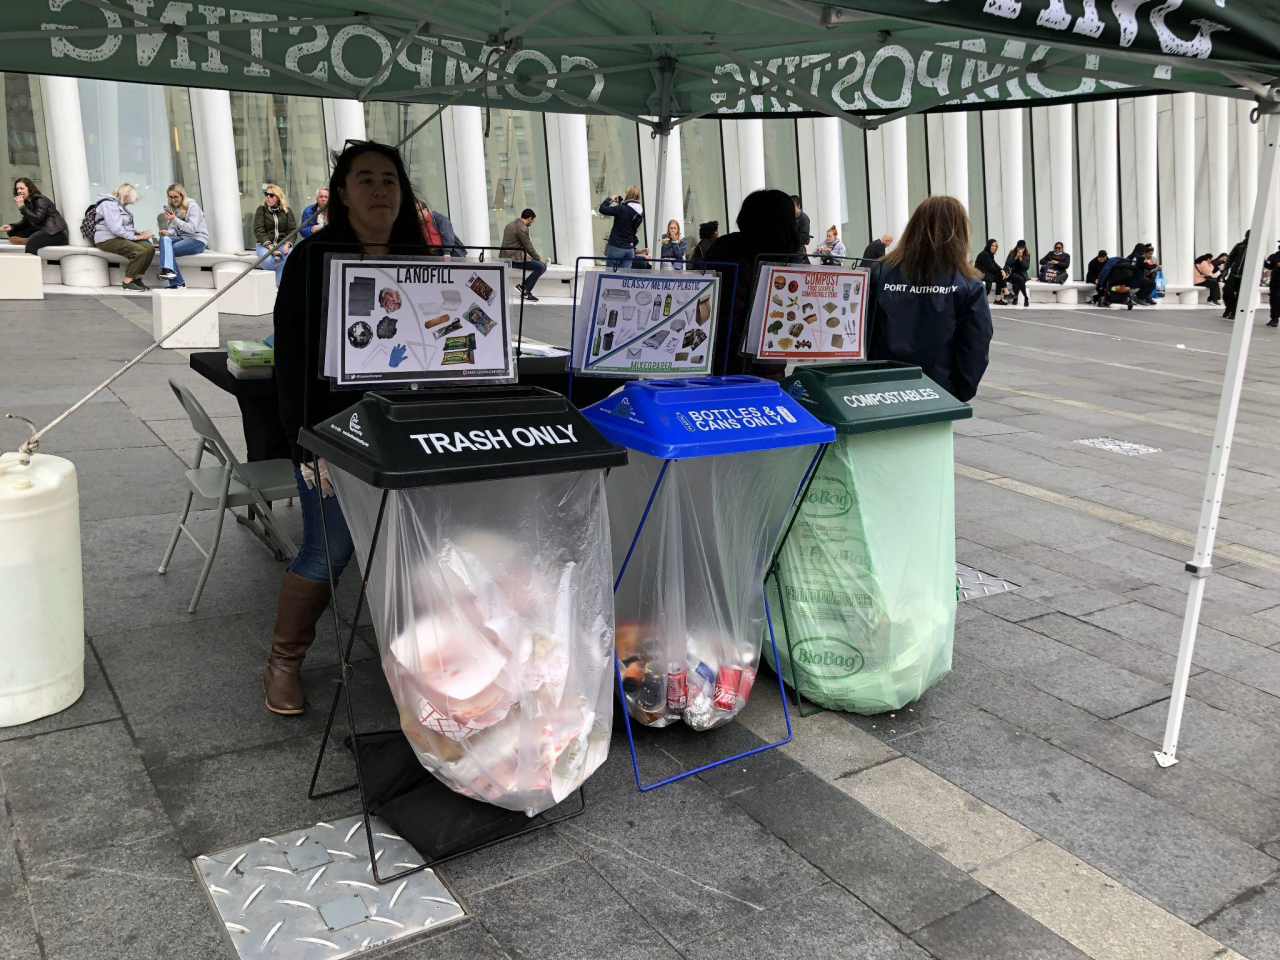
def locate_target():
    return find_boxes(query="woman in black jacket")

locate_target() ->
[1,178,68,255]
[1126,243,1157,306]
[1085,250,1108,285]
[264,140,427,716]
[1005,240,1031,307]
[975,239,1007,304]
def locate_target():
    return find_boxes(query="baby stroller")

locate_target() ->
[1091,256,1135,310]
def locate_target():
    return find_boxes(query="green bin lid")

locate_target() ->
[780,361,972,435]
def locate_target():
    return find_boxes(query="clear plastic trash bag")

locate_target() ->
[765,422,956,714]
[605,447,818,731]
[331,467,616,816]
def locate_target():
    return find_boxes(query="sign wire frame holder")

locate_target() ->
[565,256,741,406]
[610,442,829,791]
[748,252,881,361]
[303,454,587,885]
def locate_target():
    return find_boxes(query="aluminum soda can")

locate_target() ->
[740,667,757,702]
[714,666,742,710]
[666,668,688,711]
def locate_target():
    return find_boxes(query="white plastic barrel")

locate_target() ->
[0,452,84,726]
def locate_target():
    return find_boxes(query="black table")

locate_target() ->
[189,351,292,462]
[190,351,627,464]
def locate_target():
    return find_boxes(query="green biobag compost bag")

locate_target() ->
[766,363,966,714]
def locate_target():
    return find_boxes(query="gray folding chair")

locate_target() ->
[158,379,299,613]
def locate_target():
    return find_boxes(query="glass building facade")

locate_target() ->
[484,108,555,259]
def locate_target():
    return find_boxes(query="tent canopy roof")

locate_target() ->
[8,1,1280,128]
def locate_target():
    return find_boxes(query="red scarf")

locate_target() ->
[420,210,443,249]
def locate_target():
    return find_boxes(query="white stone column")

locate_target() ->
[811,117,844,247]
[1236,100,1258,244]
[941,112,969,211]
[329,98,367,149]
[882,117,911,243]
[1208,97,1230,257]
[1049,104,1074,276]
[190,88,246,254]
[737,118,766,198]
[544,112,593,265]
[1169,93,1196,285]
[1135,97,1159,248]
[1093,100,1120,255]
[40,76,92,247]
[446,105,491,250]
[998,109,1024,249]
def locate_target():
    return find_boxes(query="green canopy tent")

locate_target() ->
[6,0,1280,766]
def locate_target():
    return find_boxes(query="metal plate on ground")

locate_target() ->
[1075,437,1162,456]
[957,563,1019,601]
[194,814,467,959]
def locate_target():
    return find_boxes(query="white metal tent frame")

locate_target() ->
[8,0,1280,768]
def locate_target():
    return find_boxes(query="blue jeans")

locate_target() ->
[604,244,635,271]
[287,465,355,583]
[257,243,290,286]
[159,236,205,287]
[519,257,548,293]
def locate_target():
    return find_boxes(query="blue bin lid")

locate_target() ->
[582,375,835,460]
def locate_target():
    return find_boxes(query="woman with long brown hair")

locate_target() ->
[870,195,992,402]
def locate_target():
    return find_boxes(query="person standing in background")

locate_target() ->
[1,177,67,256]
[1265,243,1280,327]
[660,220,686,269]
[501,208,548,301]
[93,183,154,292]
[871,195,992,402]
[155,184,207,289]
[299,188,328,239]
[1222,231,1250,319]
[599,185,643,269]
[792,194,811,256]
[255,185,296,286]
[1005,240,1031,307]
[862,233,893,260]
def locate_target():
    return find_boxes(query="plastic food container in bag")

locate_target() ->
[768,362,971,714]
[302,387,627,815]
[584,377,834,731]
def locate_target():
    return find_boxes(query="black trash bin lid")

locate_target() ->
[299,386,628,488]
[780,361,972,435]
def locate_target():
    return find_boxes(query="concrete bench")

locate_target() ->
[0,251,43,299]
[36,245,254,290]
[211,259,277,315]
[152,288,219,349]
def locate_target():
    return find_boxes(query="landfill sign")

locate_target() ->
[575,271,720,377]
[323,257,515,387]
[748,264,869,361]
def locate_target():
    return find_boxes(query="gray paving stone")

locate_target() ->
[1020,612,1190,684]
[66,444,192,522]
[1114,698,1280,799]
[0,894,39,960]
[150,732,364,858]
[145,412,248,466]
[1017,646,1171,719]
[1185,671,1280,737]
[470,859,682,960]
[894,711,1278,924]
[954,609,1076,673]
[0,400,159,455]
[1123,584,1279,646]
[911,893,1090,959]
[24,833,226,960]
[968,591,1056,622]
[0,646,119,744]
[375,919,513,959]
[841,676,980,744]
[1200,882,1280,960]
[731,771,988,933]
[655,712,806,797]
[238,608,379,673]
[683,882,929,960]
[557,773,825,946]
[0,721,169,868]
[441,830,581,899]
[0,802,22,899]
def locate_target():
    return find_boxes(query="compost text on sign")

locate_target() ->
[748,264,869,361]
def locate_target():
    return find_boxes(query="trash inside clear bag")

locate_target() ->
[331,468,616,816]
[607,447,818,731]
[766,423,956,714]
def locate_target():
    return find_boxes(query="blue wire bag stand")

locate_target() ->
[583,376,835,790]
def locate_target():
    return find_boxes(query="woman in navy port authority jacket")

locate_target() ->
[869,196,993,403]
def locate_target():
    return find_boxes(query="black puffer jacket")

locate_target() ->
[19,194,66,236]
[975,249,1003,283]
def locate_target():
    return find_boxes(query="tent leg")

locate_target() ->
[1157,108,1280,768]
[654,130,669,256]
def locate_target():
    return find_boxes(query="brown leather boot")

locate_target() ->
[263,571,333,715]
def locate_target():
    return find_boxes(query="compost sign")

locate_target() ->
[748,264,870,362]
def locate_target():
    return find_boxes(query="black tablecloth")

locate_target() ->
[189,351,292,462]
[190,351,625,463]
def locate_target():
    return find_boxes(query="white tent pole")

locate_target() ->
[1157,104,1280,768]
[654,131,669,255]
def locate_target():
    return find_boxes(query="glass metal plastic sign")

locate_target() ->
[748,264,870,362]
[574,270,720,378]
[324,257,515,387]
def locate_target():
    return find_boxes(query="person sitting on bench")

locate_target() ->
[1038,242,1070,282]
